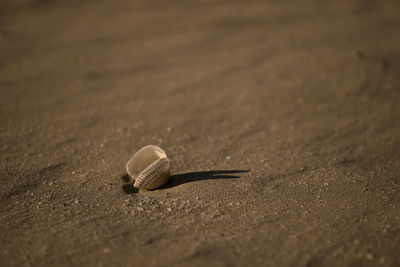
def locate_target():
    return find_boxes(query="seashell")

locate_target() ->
[126,145,170,190]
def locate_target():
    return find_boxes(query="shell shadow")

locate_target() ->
[160,170,249,189]
[121,174,138,194]
[121,170,249,194]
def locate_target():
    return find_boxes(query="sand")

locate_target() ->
[1,0,399,266]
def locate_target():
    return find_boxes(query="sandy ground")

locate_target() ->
[1,0,400,266]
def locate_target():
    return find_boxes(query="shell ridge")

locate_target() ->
[138,160,168,187]
[133,155,170,189]
[138,158,168,182]
[126,144,168,180]
[144,163,169,186]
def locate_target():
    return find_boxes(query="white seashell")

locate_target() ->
[126,145,170,190]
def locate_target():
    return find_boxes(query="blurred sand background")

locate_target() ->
[1,0,400,266]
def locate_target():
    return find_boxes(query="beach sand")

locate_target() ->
[1,0,399,266]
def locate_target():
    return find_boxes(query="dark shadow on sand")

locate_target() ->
[121,174,139,194]
[121,170,249,194]
[160,170,249,189]
[121,174,130,183]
